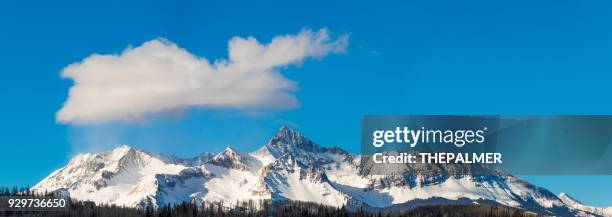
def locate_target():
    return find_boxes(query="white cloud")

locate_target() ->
[56,28,348,124]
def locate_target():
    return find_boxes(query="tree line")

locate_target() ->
[0,186,547,217]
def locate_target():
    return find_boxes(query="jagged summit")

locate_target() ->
[208,146,248,170]
[270,126,310,144]
[213,146,240,159]
[266,126,328,154]
[109,144,137,157]
[224,146,237,152]
[211,146,239,158]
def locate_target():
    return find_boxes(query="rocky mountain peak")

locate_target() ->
[107,144,138,161]
[267,126,326,154]
[213,147,241,161]
[222,146,238,155]
[208,146,248,170]
[271,126,307,143]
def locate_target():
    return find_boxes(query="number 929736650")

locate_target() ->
[0,196,69,212]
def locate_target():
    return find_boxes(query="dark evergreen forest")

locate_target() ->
[0,187,547,217]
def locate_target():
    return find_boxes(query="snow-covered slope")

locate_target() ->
[33,126,604,216]
[558,192,612,217]
[33,145,188,207]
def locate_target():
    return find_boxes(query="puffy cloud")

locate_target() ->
[57,28,348,124]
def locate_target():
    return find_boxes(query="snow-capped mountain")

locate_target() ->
[558,192,612,217]
[33,126,604,216]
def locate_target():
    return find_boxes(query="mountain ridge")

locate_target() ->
[559,192,612,217]
[32,126,607,216]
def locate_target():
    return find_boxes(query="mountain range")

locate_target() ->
[33,126,611,216]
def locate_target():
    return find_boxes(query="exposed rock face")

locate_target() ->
[208,147,249,170]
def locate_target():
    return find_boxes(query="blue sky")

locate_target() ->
[1,0,611,207]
